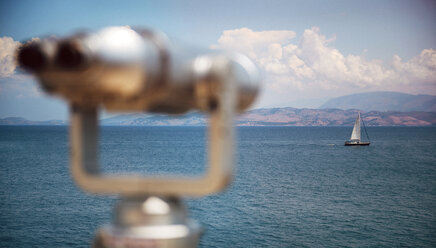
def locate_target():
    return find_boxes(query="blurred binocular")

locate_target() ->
[17,26,260,197]
[17,26,259,114]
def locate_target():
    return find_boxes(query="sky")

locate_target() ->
[0,0,435,120]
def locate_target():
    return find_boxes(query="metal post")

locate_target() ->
[68,59,237,248]
[93,196,202,248]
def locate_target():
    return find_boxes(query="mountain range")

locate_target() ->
[3,108,434,126]
[1,92,435,126]
[99,108,436,126]
[0,117,67,126]
[320,91,436,112]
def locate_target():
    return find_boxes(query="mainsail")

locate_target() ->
[350,112,361,141]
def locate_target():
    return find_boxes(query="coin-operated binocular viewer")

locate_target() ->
[17,26,259,247]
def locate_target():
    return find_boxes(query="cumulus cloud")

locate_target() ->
[211,28,296,60]
[0,36,44,99]
[0,36,21,77]
[212,27,436,106]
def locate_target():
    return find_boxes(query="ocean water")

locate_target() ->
[0,126,435,247]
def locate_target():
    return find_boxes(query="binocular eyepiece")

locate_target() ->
[56,41,88,69]
[19,40,88,70]
[18,43,47,71]
[17,27,260,114]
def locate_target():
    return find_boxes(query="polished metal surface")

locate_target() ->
[93,197,201,248]
[67,57,237,196]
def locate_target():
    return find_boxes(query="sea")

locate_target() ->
[0,126,435,247]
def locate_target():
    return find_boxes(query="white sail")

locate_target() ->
[350,112,361,141]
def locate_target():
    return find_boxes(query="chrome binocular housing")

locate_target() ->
[18,26,259,115]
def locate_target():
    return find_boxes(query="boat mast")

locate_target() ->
[361,113,370,141]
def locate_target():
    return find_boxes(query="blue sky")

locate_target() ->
[0,0,435,120]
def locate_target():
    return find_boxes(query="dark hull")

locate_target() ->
[344,141,370,146]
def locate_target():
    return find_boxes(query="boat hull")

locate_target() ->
[344,141,370,146]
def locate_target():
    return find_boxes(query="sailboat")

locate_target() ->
[345,112,370,146]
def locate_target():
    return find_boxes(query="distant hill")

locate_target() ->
[99,108,436,126]
[0,117,66,125]
[239,108,436,126]
[320,92,436,112]
[102,112,206,126]
[2,108,436,126]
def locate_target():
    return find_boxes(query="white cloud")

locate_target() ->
[0,36,21,77]
[211,28,296,60]
[0,36,43,99]
[212,27,436,107]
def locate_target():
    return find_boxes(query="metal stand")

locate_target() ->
[69,58,237,197]
[67,58,239,248]
[93,196,201,248]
